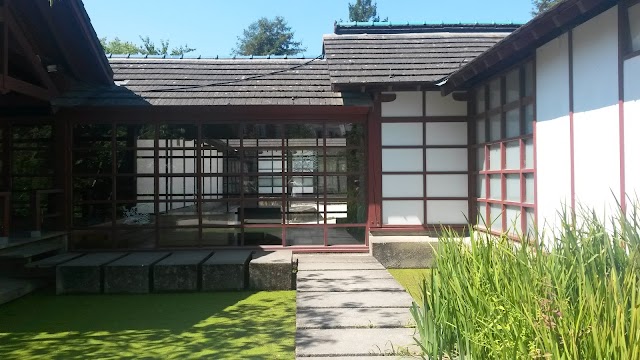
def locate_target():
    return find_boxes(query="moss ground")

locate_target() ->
[0,289,295,359]
[388,269,431,301]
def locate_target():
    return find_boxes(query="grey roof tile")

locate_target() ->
[323,32,511,88]
[55,58,361,107]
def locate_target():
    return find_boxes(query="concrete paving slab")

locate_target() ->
[297,261,385,271]
[294,254,379,263]
[297,307,414,329]
[297,269,394,281]
[296,328,419,357]
[297,291,414,308]
[297,278,406,292]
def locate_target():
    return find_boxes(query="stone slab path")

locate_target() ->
[295,254,419,359]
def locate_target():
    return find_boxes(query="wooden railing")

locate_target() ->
[32,189,64,233]
[0,192,10,237]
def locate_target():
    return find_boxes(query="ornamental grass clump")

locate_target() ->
[411,206,640,359]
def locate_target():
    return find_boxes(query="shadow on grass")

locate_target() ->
[0,289,295,359]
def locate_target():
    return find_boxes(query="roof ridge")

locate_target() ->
[334,22,521,35]
[106,54,322,60]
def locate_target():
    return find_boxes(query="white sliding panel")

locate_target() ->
[426,200,468,224]
[425,122,467,145]
[383,200,424,225]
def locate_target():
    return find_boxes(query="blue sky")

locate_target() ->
[84,0,534,58]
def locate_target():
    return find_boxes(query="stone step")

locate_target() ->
[26,253,84,268]
[56,252,127,294]
[297,277,405,292]
[296,328,419,357]
[105,252,170,294]
[0,242,63,260]
[297,261,385,271]
[294,254,379,263]
[297,269,394,281]
[0,277,44,305]
[369,235,438,269]
[153,251,213,292]
[202,250,253,291]
[250,251,293,290]
[297,291,414,309]
[297,307,414,329]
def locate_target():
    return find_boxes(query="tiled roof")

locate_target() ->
[55,57,369,107]
[324,24,518,89]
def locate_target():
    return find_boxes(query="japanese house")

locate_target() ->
[0,0,637,251]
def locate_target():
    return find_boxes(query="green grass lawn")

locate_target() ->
[0,290,295,359]
[388,269,431,301]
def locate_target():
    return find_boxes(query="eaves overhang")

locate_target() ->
[442,0,619,95]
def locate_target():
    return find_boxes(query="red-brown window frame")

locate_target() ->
[472,59,536,237]
[68,118,369,250]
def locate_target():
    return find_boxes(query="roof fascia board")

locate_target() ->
[68,0,113,85]
[442,0,619,94]
[332,82,441,93]
[56,104,372,120]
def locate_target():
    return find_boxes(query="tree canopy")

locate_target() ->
[531,0,562,15]
[100,36,196,56]
[348,0,381,22]
[233,16,306,56]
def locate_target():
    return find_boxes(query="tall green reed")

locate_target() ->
[411,205,640,359]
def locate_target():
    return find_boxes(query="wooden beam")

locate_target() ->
[379,93,397,103]
[5,5,58,97]
[33,0,79,81]
[1,1,7,93]
[1,74,51,101]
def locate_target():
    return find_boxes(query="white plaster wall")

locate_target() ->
[536,33,572,233]
[572,7,620,219]
[381,92,422,117]
[624,55,640,202]
[425,91,467,116]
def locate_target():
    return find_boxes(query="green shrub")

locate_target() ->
[411,207,640,359]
